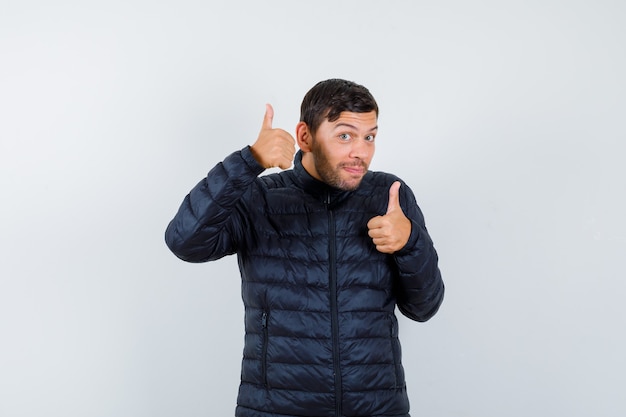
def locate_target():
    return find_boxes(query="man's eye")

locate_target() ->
[365,135,375,142]
[339,133,351,141]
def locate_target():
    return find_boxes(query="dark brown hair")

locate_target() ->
[300,79,379,133]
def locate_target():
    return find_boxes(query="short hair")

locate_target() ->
[300,79,379,134]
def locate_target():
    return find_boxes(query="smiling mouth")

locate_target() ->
[342,166,365,176]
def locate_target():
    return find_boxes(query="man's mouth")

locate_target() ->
[343,167,364,175]
[340,162,366,175]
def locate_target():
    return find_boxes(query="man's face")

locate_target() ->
[307,111,377,191]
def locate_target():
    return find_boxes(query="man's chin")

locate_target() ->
[318,168,365,191]
[337,176,364,191]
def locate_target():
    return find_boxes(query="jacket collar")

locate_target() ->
[292,150,353,206]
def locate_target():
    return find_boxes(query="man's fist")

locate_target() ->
[250,104,296,170]
[367,181,411,254]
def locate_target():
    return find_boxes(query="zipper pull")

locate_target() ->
[261,311,268,328]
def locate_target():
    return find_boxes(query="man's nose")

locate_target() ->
[349,138,369,159]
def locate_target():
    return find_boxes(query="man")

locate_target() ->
[165,79,444,417]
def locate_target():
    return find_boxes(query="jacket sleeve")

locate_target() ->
[393,183,445,322]
[164,147,265,263]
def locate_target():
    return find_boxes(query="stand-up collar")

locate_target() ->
[292,150,353,206]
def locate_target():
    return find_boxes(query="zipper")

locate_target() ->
[261,311,269,388]
[326,192,342,417]
[389,315,400,389]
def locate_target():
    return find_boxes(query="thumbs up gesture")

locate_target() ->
[250,104,296,170]
[367,181,412,254]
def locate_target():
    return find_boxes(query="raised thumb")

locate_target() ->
[262,103,274,130]
[386,181,401,214]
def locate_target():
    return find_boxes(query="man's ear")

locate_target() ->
[296,121,312,152]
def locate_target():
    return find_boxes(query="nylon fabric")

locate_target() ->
[165,147,444,417]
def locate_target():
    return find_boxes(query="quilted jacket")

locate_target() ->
[165,147,444,417]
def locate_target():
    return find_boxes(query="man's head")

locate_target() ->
[296,79,379,191]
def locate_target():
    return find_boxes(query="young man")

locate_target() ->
[165,79,444,417]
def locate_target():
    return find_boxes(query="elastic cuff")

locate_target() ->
[240,146,266,175]
[395,219,422,256]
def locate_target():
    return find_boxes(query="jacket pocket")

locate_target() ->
[389,315,401,389]
[261,311,269,388]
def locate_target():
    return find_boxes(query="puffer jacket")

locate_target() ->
[165,147,444,417]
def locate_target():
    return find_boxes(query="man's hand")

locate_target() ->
[367,181,412,254]
[250,104,296,169]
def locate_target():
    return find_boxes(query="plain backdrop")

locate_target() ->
[1,1,625,416]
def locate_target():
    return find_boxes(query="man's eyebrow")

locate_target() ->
[333,123,378,132]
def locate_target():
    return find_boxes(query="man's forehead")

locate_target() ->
[328,111,378,129]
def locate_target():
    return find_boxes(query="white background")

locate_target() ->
[1,1,625,416]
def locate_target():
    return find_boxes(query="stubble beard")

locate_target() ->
[311,140,367,191]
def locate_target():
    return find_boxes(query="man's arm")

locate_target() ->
[164,147,264,262]
[393,215,444,322]
[368,181,444,322]
[165,104,296,263]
